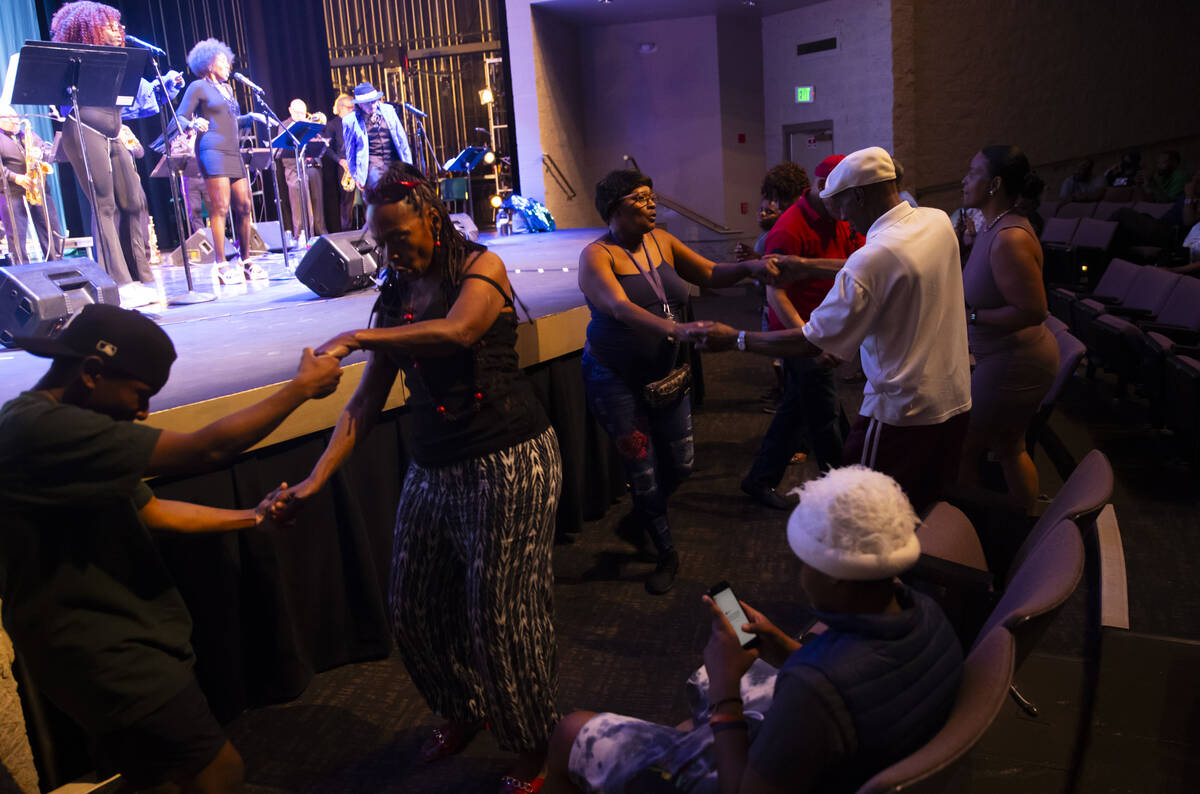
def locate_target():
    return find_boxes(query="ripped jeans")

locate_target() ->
[582,351,695,555]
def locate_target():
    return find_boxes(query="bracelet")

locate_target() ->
[736,330,747,351]
[710,719,749,734]
[711,696,744,712]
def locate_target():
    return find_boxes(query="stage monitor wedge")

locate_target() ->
[0,260,119,348]
[295,230,379,298]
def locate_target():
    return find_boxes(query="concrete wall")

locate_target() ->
[898,0,1200,211]
[531,10,594,228]
[762,0,895,168]
[716,17,767,235]
[579,16,726,223]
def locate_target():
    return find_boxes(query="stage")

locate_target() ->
[0,227,604,444]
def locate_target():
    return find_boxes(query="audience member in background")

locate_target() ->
[1168,172,1200,269]
[735,163,811,260]
[1143,150,1187,203]
[892,157,918,207]
[1103,149,1141,188]
[741,154,863,510]
[0,304,341,793]
[580,169,778,594]
[951,206,987,265]
[272,165,561,793]
[958,145,1057,513]
[546,466,963,794]
[690,148,971,514]
[1058,157,1104,202]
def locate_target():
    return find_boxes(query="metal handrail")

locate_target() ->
[620,155,738,235]
[541,153,577,200]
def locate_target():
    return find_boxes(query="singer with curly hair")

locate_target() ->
[176,38,269,284]
[50,0,182,307]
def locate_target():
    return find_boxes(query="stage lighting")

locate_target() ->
[483,150,496,165]
[478,88,494,105]
[489,195,503,208]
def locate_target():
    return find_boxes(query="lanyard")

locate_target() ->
[621,238,673,321]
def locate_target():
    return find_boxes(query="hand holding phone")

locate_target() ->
[708,580,760,649]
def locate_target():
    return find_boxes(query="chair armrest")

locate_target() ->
[1105,306,1155,319]
[908,553,996,595]
[1138,323,1200,346]
[1171,344,1200,358]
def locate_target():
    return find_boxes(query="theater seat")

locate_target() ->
[1078,265,1179,353]
[1132,201,1174,220]
[1089,272,1197,383]
[1092,200,1133,221]
[856,625,1016,794]
[1056,201,1097,220]
[1048,257,1139,330]
[1026,329,1087,460]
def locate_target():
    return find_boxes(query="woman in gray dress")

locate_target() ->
[959,145,1058,513]
[178,39,268,284]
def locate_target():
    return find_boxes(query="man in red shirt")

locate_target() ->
[742,155,864,509]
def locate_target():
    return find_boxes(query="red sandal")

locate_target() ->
[419,722,479,763]
[498,775,544,793]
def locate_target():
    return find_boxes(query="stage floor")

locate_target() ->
[0,228,602,414]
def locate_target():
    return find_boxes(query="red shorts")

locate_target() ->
[842,412,970,513]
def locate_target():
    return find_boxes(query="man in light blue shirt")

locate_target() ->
[342,82,412,190]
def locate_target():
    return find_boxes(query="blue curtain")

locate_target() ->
[1,0,68,252]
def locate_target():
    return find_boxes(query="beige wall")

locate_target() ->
[762,0,895,168]
[717,17,767,237]
[532,10,595,228]
[897,0,1200,211]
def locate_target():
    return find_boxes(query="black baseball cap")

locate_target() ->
[15,304,177,393]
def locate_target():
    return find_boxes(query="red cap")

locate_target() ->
[815,155,846,179]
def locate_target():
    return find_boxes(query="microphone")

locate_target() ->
[402,102,427,118]
[125,34,166,56]
[233,72,265,95]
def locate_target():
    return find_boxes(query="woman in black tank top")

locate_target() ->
[272,163,561,792]
[579,169,778,594]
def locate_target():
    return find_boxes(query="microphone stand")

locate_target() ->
[145,51,215,304]
[250,91,296,274]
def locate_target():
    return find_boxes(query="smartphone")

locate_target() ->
[708,580,760,649]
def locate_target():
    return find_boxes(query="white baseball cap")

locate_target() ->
[819,146,898,200]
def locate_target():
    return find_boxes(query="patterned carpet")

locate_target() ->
[223,285,1196,792]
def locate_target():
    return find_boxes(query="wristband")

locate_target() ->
[736,330,747,351]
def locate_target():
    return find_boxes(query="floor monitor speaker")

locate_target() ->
[0,259,119,348]
[295,230,379,298]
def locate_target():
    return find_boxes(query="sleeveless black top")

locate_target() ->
[585,234,693,383]
[375,261,549,467]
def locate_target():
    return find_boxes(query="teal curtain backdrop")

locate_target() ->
[0,0,68,250]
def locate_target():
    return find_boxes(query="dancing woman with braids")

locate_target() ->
[273,163,562,794]
[50,1,183,308]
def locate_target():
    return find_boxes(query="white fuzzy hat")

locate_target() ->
[786,466,920,580]
[819,146,897,200]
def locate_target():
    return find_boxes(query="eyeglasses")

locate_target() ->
[621,190,657,208]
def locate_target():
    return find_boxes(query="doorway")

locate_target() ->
[783,121,834,183]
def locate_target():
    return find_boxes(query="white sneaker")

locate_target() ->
[118,282,157,308]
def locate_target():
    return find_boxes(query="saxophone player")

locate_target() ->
[0,106,64,264]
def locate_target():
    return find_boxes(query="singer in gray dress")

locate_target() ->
[177,39,267,283]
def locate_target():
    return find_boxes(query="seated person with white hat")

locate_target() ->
[545,466,964,794]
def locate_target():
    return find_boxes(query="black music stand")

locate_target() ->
[271,120,324,243]
[442,146,488,218]
[14,43,124,273]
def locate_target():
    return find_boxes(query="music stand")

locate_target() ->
[271,120,324,243]
[442,146,488,218]
[14,43,125,273]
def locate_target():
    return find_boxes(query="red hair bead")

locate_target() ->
[474,392,483,401]
[437,405,446,414]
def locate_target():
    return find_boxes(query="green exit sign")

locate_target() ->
[795,86,814,103]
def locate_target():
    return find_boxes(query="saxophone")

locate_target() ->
[341,165,355,192]
[22,119,52,207]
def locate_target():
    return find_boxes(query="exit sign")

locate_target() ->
[795,86,814,103]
